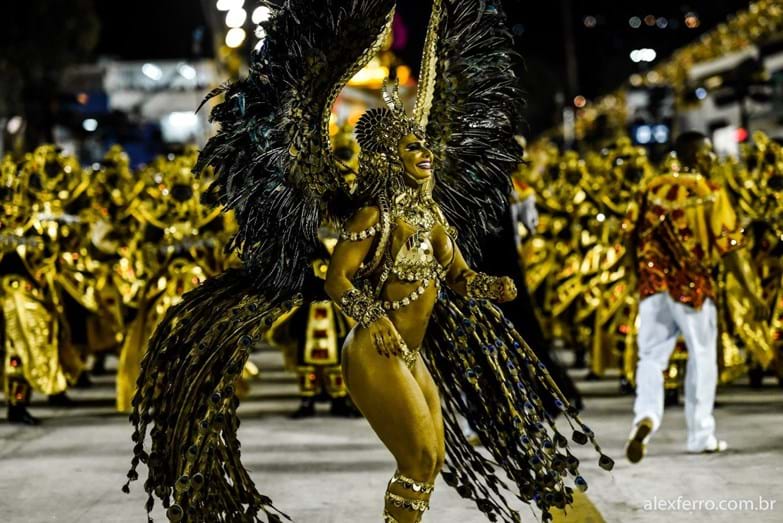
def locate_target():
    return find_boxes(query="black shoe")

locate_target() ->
[74,372,93,389]
[619,377,635,395]
[7,405,41,425]
[329,397,361,418]
[584,371,601,382]
[91,355,108,376]
[48,392,75,407]
[664,388,679,407]
[289,398,316,419]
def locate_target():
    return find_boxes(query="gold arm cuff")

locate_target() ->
[340,222,380,241]
[338,288,386,327]
[465,272,505,301]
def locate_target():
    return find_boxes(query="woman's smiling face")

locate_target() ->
[398,133,433,184]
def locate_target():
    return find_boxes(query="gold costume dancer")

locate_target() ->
[126,2,613,522]
[324,110,520,521]
[83,146,145,375]
[0,147,88,423]
[116,151,230,413]
[715,132,780,386]
[586,141,650,380]
[1,154,60,424]
[267,226,358,418]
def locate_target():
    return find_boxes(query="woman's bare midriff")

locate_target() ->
[342,278,437,382]
[384,278,438,349]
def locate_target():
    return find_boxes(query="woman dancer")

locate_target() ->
[125,2,612,522]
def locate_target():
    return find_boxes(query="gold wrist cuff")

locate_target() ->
[339,288,386,327]
[466,272,505,301]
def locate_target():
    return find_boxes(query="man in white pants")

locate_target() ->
[625,132,765,463]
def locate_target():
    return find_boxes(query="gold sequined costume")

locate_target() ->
[716,132,781,385]
[0,147,90,422]
[116,149,232,413]
[266,226,356,417]
[582,141,649,380]
[82,146,145,370]
[125,3,613,522]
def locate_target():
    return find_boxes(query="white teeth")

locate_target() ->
[417,161,432,169]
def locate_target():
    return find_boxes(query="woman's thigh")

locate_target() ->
[410,356,444,460]
[343,328,438,465]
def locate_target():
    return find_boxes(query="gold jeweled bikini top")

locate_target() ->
[388,188,441,282]
[341,187,453,311]
[392,230,438,282]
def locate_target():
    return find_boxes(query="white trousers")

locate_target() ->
[633,292,719,452]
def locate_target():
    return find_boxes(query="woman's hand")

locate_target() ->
[367,316,404,358]
[497,276,518,303]
[465,273,518,303]
[436,225,519,303]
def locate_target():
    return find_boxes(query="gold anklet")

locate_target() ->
[385,491,430,512]
[390,471,434,494]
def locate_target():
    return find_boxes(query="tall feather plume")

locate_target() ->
[426,0,526,264]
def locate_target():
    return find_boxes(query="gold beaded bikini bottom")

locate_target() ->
[399,339,421,369]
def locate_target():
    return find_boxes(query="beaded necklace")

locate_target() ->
[342,187,448,311]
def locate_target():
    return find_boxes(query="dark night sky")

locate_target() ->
[93,0,751,135]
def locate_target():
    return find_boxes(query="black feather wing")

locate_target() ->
[427,1,525,264]
[195,0,396,295]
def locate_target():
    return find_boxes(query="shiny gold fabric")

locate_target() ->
[1,275,68,396]
[634,173,744,308]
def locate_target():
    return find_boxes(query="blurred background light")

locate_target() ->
[251,6,271,24]
[216,0,243,12]
[225,8,247,28]
[82,118,98,132]
[225,27,246,48]
[142,63,163,81]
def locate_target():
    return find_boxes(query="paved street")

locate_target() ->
[1,347,781,523]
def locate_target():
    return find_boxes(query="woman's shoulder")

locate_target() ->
[344,206,381,232]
